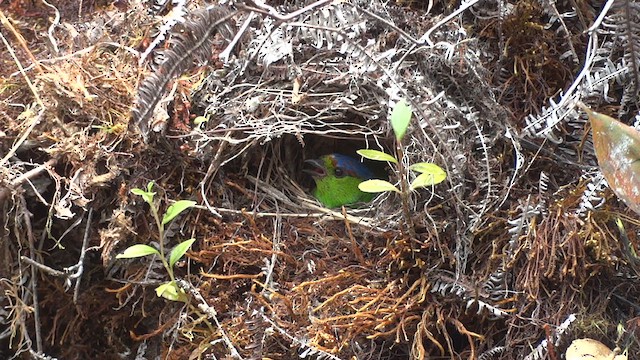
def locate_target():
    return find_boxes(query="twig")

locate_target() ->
[259,312,343,360]
[262,214,281,293]
[199,131,231,218]
[177,279,243,359]
[241,0,334,21]
[21,208,94,303]
[20,257,66,278]
[246,175,300,209]
[342,206,366,265]
[192,203,324,218]
[545,0,578,64]
[0,158,58,206]
[585,0,616,33]
[219,10,255,62]
[40,0,61,54]
[355,5,420,45]
[0,25,46,167]
[10,42,139,77]
[395,141,416,240]
[419,0,482,47]
[29,349,59,360]
[67,208,94,303]
[0,10,44,74]
[10,158,58,187]
[300,200,386,231]
[20,196,43,353]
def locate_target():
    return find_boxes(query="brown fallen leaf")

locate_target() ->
[579,103,640,215]
[565,338,627,360]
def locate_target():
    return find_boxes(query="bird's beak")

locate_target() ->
[303,159,326,178]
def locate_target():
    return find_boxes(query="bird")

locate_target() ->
[303,153,375,208]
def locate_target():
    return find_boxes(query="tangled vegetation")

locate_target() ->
[1,0,639,359]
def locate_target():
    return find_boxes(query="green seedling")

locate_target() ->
[357,100,446,236]
[357,100,446,194]
[357,149,446,193]
[116,182,196,302]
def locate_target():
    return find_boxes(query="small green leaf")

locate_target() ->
[131,188,155,205]
[410,162,447,175]
[162,200,197,225]
[390,99,412,141]
[409,163,446,190]
[155,281,187,302]
[359,179,401,193]
[169,238,196,268]
[116,244,159,259]
[410,170,447,190]
[357,149,398,163]
[193,116,208,125]
[155,282,177,298]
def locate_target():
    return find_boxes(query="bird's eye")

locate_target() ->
[334,168,345,177]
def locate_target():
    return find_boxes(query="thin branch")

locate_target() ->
[241,0,334,21]
[20,196,43,353]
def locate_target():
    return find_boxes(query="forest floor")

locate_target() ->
[1,0,639,359]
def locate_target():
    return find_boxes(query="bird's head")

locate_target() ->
[303,153,374,182]
[303,154,375,208]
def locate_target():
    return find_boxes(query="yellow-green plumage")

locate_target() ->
[304,154,375,208]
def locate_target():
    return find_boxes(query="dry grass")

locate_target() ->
[0,0,639,359]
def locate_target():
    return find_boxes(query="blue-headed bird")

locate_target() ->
[303,153,375,208]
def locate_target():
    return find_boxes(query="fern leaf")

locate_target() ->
[132,6,236,141]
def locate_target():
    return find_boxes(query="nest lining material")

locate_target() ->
[1,0,639,359]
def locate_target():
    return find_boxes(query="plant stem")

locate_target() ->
[150,199,175,281]
[395,142,416,240]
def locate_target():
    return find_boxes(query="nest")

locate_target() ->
[1,0,639,359]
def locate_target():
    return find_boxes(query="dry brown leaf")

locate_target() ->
[580,103,640,215]
[565,338,627,360]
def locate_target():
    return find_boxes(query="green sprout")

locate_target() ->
[116,182,196,302]
[357,100,446,236]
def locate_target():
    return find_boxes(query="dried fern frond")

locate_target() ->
[604,0,640,115]
[524,0,640,140]
[132,6,237,141]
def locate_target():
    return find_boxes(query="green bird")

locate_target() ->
[303,153,375,208]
